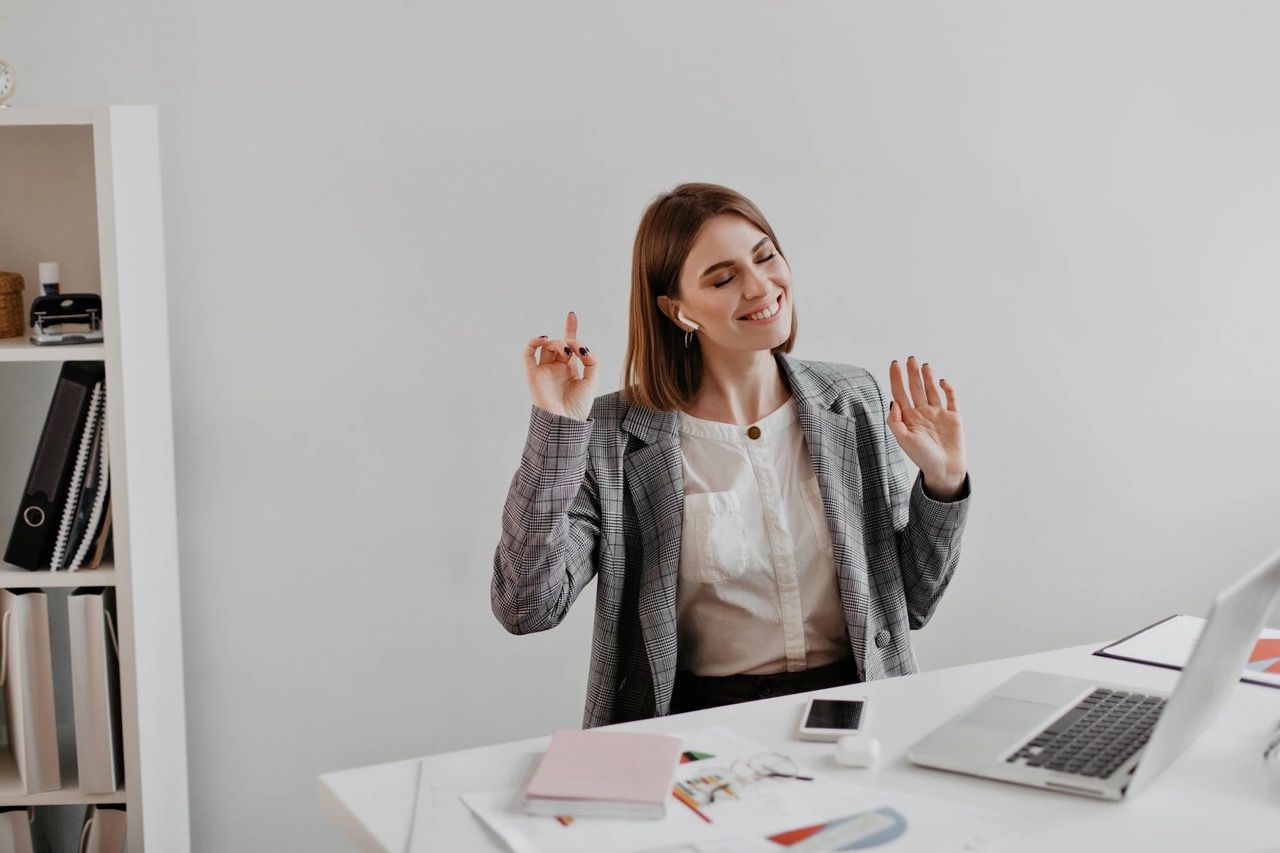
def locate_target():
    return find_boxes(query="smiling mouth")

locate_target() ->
[739,294,783,321]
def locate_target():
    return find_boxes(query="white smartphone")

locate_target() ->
[797,697,868,742]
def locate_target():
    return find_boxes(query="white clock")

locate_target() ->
[0,61,15,106]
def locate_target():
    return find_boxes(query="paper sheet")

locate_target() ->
[1095,614,1280,689]
[460,725,1016,853]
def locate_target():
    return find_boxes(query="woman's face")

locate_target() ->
[663,213,793,354]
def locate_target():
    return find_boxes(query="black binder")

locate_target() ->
[4,361,106,570]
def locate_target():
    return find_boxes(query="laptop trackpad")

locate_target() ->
[958,696,1059,732]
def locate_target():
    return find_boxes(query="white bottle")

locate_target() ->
[38,261,60,296]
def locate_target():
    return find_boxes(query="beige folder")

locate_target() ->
[0,589,60,794]
[68,587,124,794]
[0,807,34,853]
[78,805,126,853]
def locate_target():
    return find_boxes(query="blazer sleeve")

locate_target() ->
[491,404,602,634]
[868,372,972,629]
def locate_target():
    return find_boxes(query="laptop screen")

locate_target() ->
[1125,549,1280,796]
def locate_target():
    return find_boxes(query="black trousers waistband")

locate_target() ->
[670,656,860,714]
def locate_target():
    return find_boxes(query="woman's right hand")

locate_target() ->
[525,311,599,422]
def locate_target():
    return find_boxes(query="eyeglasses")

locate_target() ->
[678,751,814,806]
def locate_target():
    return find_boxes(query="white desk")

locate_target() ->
[319,643,1280,852]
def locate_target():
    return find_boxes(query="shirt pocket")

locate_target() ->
[681,491,748,584]
[802,476,834,556]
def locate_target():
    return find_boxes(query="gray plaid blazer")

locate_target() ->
[492,353,971,728]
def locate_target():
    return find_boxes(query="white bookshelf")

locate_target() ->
[0,338,105,362]
[0,107,189,850]
[0,565,117,589]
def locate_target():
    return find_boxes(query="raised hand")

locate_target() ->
[525,311,599,422]
[887,356,967,499]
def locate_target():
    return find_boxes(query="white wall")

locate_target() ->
[4,1,1280,850]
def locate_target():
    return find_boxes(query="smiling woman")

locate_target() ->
[625,185,799,416]
[493,182,973,727]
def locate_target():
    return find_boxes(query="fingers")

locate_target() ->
[939,377,959,412]
[891,356,951,416]
[906,355,928,409]
[888,359,913,423]
[563,332,600,383]
[524,331,596,382]
[525,335,546,366]
[576,343,598,384]
[557,311,589,379]
[525,335,570,368]
[887,392,905,433]
[526,312,597,383]
[920,361,942,408]
[525,335,559,367]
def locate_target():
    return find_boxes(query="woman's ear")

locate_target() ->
[658,295,698,332]
[656,295,676,325]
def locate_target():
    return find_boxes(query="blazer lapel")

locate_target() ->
[795,407,871,675]
[779,355,872,673]
[622,405,682,714]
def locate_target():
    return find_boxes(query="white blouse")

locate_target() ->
[675,396,847,677]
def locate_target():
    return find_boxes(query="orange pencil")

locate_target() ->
[671,787,712,824]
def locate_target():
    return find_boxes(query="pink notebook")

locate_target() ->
[524,729,683,819]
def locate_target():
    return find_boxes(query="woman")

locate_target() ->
[492,182,971,728]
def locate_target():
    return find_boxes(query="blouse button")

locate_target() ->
[746,426,762,440]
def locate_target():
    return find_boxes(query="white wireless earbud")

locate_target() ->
[836,734,881,768]
[677,310,700,332]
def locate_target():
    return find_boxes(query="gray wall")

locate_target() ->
[4,1,1280,850]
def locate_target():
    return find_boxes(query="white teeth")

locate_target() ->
[744,296,781,321]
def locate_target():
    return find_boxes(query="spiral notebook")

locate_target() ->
[51,382,104,570]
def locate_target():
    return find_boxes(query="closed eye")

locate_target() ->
[713,252,777,287]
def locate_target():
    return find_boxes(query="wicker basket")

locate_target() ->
[0,272,24,339]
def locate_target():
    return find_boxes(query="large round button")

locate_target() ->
[746,426,761,440]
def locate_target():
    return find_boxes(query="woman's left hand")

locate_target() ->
[887,356,967,500]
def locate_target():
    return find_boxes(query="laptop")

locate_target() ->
[907,547,1280,800]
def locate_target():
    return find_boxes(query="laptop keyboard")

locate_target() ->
[1005,688,1167,779]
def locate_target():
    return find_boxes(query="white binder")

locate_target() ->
[78,805,125,853]
[68,588,124,794]
[0,807,34,853]
[0,589,60,794]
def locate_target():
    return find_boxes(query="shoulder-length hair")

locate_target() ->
[621,183,798,412]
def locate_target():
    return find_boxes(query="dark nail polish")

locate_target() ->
[579,347,588,355]
[564,346,572,355]
[539,335,547,339]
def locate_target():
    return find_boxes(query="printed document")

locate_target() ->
[1096,614,1280,689]
[460,726,1016,853]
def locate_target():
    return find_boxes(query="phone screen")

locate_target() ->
[805,699,863,729]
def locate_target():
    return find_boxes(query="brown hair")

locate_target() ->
[621,183,797,412]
